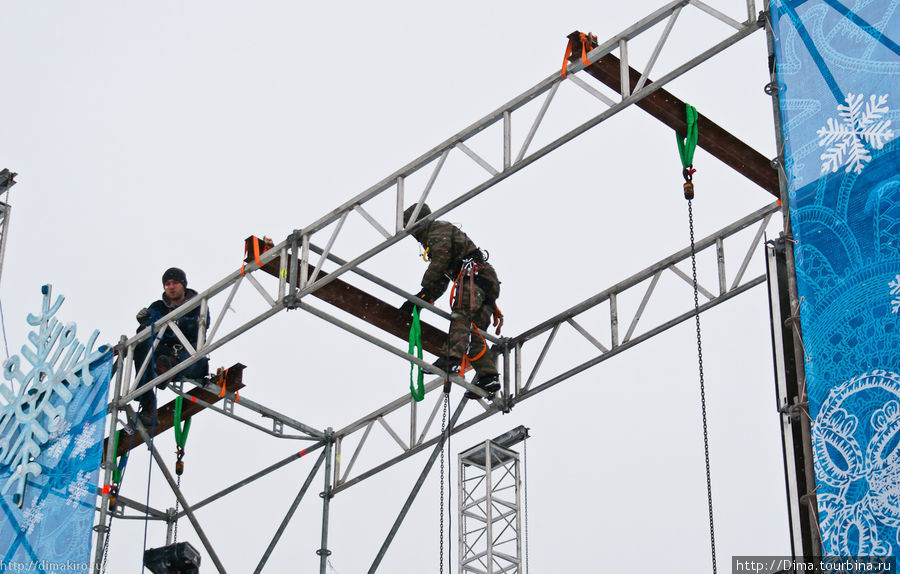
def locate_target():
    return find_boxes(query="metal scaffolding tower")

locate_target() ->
[458,427,529,574]
[91,1,804,571]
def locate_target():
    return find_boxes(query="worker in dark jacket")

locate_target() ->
[133,267,210,424]
[400,204,503,394]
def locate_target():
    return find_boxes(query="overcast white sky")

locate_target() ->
[0,1,792,572]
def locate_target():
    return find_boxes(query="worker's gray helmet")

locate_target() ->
[402,203,431,227]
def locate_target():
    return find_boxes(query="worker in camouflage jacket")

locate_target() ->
[400,204,503,394]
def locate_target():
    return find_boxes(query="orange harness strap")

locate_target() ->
[460,322,488,375]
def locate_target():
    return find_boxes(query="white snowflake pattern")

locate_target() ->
[65,470,90,507]
[818,93,895,174]
[70,423,95,460]
[20,495,45,535]
[44,434,71,462]
[0,285,106,507]
[891,275,900,314]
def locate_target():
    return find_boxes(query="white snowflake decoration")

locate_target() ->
[65,470,90,507]
[70,423,95,460]
[0,285,107,507]
[44,435,71,463]
[818,93,895,174]
[891,275,900,314]
[20,495,45,535]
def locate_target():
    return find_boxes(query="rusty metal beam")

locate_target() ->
[568,32,779,197]
[106,364,246,458]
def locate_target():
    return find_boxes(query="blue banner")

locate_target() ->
[0,286,112,573]
[771,0,900,556]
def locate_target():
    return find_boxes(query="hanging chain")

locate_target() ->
[439,393,449,574]
[99,512,114,574]
[688,200,717,573]
[174,474,182,543]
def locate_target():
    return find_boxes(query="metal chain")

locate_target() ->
[99,512,114,574]
[688,200,717,573]
[439,393,448,574]
[174,474,181,543]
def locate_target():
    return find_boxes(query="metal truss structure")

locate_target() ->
[458,427,529,574]
[93,2,794,572]
[0,169,16,286]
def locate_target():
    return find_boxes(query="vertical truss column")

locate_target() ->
[458,440,523,574]
[0,168,17,285]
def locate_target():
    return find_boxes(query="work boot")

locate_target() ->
[473,373,500,393]
[465,374,500,399]
[432,356,461,374]
[137,408,157,429]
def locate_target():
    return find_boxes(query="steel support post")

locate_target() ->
[368,396,469,574]
[92,336,126,574]
[318,429,334,574]
[763,0,820,558]
[0,201,10,286]
[253,448,328,574]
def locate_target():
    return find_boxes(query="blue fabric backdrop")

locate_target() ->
[0,351,111,572]
[771,0,900,556]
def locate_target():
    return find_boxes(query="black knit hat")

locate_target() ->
[162,267,187,287]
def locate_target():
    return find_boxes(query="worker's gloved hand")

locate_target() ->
[136,308,151,326]
[400,291,429,316]
[399,300,416,316]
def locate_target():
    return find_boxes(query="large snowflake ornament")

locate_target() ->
[0,285,107,507]
[818,93,894,174]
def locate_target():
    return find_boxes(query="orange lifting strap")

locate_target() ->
[561,32,596,78]
[241,236,274,275]
[216,367,239,402]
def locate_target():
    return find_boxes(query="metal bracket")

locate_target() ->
[223,396,235,416]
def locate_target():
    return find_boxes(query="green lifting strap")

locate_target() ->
[174,395,192,449]
[676,103,699,168]
[408,307,425,402]
[112,429,127,484]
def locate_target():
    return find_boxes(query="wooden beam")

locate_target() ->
[248,239,448,357]
[106,364,246,458]
[568,32,779,197]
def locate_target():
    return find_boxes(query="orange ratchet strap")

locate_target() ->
[241,236,274,275]
[561,32,595,78]
[216,367,239,402]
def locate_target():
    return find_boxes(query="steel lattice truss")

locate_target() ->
[459,441,523,574]
[96,2,783,572]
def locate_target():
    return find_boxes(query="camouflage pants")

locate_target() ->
[443,272,498,378]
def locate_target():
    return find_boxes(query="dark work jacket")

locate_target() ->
[140,288,209,357]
